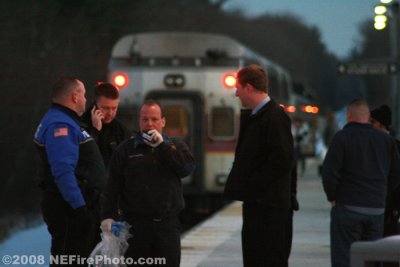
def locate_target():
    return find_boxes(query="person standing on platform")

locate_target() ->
[81,82,131,167]
[101,100,195,267]
[34,77,106,266]
[370,104,400,239]
[224,64,294,267]
[322,99,400,267]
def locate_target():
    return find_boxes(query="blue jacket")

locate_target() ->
[34,104,106,209]
[322,122,400,208]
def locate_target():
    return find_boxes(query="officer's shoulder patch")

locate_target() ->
[81,129,91,139]
[54,127,68,137]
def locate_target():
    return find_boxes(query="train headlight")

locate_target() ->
[223,73,236,89]
[164,74,185,88]
[113,73,128,88]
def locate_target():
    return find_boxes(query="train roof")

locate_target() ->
[111,32,279,64]
[110,32,291,80]
[111,32,248,57]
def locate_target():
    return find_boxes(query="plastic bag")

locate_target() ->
[88,221,132,267]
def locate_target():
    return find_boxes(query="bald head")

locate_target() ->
[347,99,370,123]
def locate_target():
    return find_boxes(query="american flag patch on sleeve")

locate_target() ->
[54,127,69,137]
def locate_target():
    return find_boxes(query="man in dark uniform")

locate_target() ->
[81,82,131,167]
[224,64,294,267]
[322,100,400,267]
[34,77,106,266]
[101,100,195,267]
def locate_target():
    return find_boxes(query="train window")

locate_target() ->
[163,105,188,137]
[210,107,235,139]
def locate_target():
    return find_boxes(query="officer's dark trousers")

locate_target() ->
[124,216,181,267]
[41,192,100,267]
[242,202,291,267]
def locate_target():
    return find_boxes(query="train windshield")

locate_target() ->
[163,105,188,138]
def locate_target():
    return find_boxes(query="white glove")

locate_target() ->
[143,129,164,147]
[100,218,114,232]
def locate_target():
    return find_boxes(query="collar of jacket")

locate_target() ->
[51,103,83,125]
[241,98,278,119]
[133,131,173,148]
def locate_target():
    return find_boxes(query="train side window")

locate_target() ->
[163,105,188,138]
[210,107,235,139]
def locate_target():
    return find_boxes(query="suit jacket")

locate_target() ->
[224,99,294,208]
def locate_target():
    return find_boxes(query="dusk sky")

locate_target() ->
[222,0,380,59]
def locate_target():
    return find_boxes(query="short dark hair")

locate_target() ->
[371,104,392,130]
[237,64,268,93]
[140,99,164,117]
[51,77,80,101]
[94,83,119,101]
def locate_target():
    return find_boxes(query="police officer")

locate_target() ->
[81,82,131,167]
[34,77,106,266]
[101,99,195,267]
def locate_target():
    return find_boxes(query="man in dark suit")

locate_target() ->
[224,64,294,267]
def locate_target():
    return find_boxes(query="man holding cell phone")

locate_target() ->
[81,82,131,167]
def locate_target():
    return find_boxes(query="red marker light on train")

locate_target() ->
[286,106,296,113]
[223,74,236,89]
[113,73,128,88]
[302,105,313,113]
[312,107,319,114]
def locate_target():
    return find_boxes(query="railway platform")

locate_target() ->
[181,158,331,267]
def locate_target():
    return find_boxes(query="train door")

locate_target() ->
[145,90,204,194]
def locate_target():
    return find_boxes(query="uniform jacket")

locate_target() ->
[34,104,106,209]
[224,99,294,208]
[81,109,131,167]
[322,122,400,208]
[101,132,195,220]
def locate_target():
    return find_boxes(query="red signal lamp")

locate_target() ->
[223,73,236,89]
[113,73,128,88]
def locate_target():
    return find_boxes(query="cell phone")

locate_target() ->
[142,131,153,143]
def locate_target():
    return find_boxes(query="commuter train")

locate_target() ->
[107,32,319,212]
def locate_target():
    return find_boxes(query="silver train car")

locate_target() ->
[107,32,299,212]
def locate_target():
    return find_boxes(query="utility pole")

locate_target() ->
[390,2,400,136]
[375,0,400,136]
